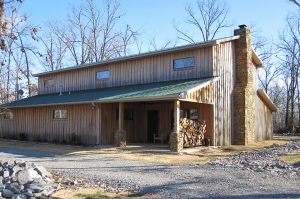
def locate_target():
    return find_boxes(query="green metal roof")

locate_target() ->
[4,77,217,108]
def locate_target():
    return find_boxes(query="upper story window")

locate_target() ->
[3,112,13,120]
[173,57,195,69]
[53,109,68,119]
[44,79,55,88]
[96,70,110,80]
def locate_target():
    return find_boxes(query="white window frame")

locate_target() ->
[96,70,110,80]
[53,109,68,119]
[173,57,196,70]
[3,112,13,120]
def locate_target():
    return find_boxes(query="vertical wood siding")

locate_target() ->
[255,96,273,141]
[212,41,236,146]
[0,104,97,145]
[185,84,214,104]
[38,48,214,94]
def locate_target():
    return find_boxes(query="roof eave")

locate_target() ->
[252,49,263,67]
[33,36,241,77]
[4,95,181,109]
[257,89,277,112]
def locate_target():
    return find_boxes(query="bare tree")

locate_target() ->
[277,13,300,131]
[174,0,231,43]
[148,36,177,51]
[0,1,38,102]
[39,0,139,68]
[289,0,300,7]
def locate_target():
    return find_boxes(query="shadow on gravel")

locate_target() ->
[197,193,300,199]
[0,147,56,158]
[293,162,300,168]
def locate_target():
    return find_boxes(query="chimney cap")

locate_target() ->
[238,24,247,29]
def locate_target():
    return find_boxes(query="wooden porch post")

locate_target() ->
[95,104,102,145]
[115,102,126,147]
[118,102,124,130]
[170,100,183,152]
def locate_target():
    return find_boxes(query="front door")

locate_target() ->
[147,110,159,143]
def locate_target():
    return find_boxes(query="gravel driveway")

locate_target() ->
[0,144,299,199]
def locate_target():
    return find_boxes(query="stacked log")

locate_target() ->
[180,118,206,148]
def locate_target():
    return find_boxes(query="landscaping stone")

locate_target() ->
[2,189,13,198]
[209,140,300,176]
[0,161,59,199]
[17,168,40,185]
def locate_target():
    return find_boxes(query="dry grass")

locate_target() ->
[68,139,291,165]
[280,151,300,165]
[0,136,298,165]
[50,188,162,199]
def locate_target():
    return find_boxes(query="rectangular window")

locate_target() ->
[189,109,198,120]
[180,109,198,120]
[96,70,110,80]
[173,57,195,69]
[44,79,55,88]
[53,110,68,119]
[3,112,13,119]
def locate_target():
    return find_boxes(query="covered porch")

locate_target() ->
[3,77,217,152]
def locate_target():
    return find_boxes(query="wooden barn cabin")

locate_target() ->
[0,26,277,152]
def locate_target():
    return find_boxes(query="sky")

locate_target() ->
[19,0,298,46]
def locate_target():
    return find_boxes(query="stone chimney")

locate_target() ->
[233,25,256,145]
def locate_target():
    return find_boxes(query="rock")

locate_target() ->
[26,183,44,193]
[7,182,21,194]
[2,171,9,179]
[14,160,26,167]
[2,189,13,198]
[12,165,23,176]
[11,194,27,199]
[17,169,41,185]
[0,161,64,198]
[34,166,52,178]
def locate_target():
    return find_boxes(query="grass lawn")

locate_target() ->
[50,188,162,199]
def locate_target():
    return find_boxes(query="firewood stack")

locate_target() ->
[180,118,206,148]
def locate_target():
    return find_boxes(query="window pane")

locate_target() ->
[4,112,13,119]
[44,79,55,88]
[173,57,195,69]
[54,110,67,119]
[189,109,198,120]
[96,70,110,79]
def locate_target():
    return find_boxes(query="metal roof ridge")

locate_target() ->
[34,36,239,77]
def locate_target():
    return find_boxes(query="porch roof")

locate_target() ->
[3,77,218,108]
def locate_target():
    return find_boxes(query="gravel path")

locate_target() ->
[0,143,299,199]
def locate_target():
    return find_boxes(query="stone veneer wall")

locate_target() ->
[233,26,256,145]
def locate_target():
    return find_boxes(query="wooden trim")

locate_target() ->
[96,105,100,145]
[174,100,180,132]
[118,102,124,130]
[257,89,277,112]
[179,99,214,105]
[184,77,219,95]
[252,49,263,67]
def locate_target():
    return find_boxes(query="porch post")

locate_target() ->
[115,102,126,147]
[170,100,183,152]
[96,105,100,145]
